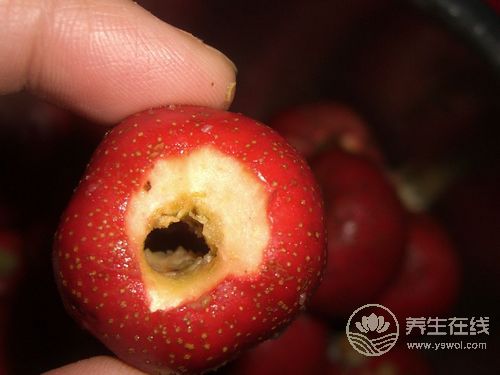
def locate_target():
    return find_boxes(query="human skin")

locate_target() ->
[0,0,236,124]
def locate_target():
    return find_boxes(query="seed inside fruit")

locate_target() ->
[144,220,213,275]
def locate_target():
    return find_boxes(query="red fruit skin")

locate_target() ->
[229,313,329,375]
[270,102,382,162]
[0,231,23,299]
[54,105,326,374]
[378,214,460,322]
[310,149,406,317]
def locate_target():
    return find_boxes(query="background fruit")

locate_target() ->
[227,314,329,375]
[270,101,382,162]
[377,214,460,322]
[310,149,406,317]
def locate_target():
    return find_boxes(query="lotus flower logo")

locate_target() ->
[355,313,390,333]
[346,304,399,357]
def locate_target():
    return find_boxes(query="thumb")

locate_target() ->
[42,356,147,375]
[0,0,237,123]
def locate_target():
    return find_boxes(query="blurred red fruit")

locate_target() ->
[310,149,407,316]
[270,102,383,162]
[378,214,460,322]
[229,314,329,375]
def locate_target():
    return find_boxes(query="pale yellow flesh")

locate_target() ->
[127,146,270,312]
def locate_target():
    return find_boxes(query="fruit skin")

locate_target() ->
[378,214,460,322]
[270,102,382,162]
[310,149,406,317]
[53,105,326,374]
[228,313,329,375]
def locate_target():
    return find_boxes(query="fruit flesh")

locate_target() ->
[127,146,270,311]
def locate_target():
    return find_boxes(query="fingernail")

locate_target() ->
[224,82,237,107]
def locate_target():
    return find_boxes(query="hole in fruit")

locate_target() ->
[144,220,212,276]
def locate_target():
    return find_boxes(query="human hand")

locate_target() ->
[0,0,236,124]
[42,356,147,375]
